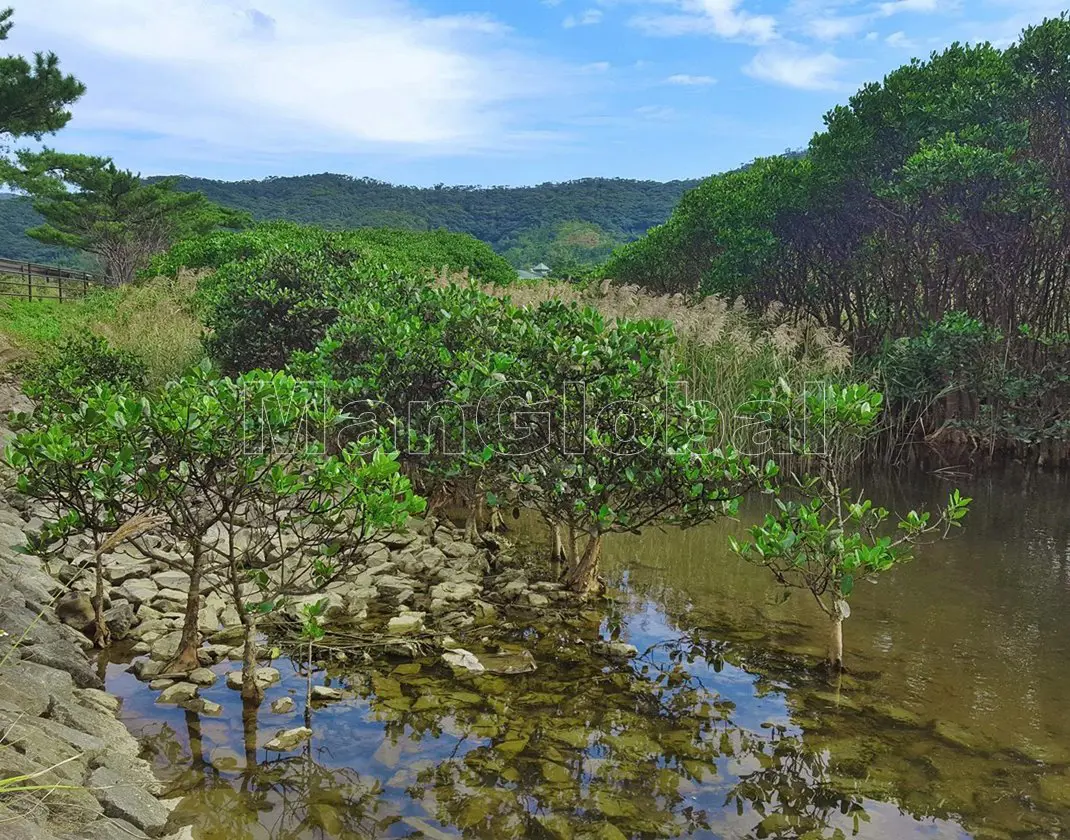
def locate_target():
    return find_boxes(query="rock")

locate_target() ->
[500,579,527,600]
[75,817,151,840]
[23,640,104,689]
[88,765,172,835]
[131,659,167,680]
[152,589,188,610]
[264,727,312,752]
[180,698,222,716]
[209,747,243,771]
[477,650,538,675]
[117,579,159,607]
[522,592,550,608]
[429,580,481,604]
[149,631,184,662]
[198,644,231,665]
[381,531,417,549]
[55,592,96,634]
[103,556,146,585]
[225,667,279,691]
[471,601,497,625]
[156,682,198,705]
[152,570,190,591]
[386,612,425,635]
[311,686,344,702]
[148,679,175,691]
[271,697,295,714]
[187,668,216,686]
[594,641,638,659]
[438,540,478,560]
[77,688,121,715]
[104,602,136,640]
[442,648,485,672]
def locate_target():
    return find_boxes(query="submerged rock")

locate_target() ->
[477,650,538,675]
[264,727,312,752]
[594,641,638,659]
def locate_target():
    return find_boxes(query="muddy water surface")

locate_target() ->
[107,470,1070,839]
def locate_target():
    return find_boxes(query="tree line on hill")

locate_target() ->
[0,173,699,272]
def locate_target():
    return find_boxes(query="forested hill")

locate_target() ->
[171,174,700,251]
[0,173,700,267]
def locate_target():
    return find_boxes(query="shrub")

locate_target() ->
[14,334,146,410]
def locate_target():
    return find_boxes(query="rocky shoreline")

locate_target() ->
[0,382,588,839]
[0,496,191,839]
[0,488,571,839]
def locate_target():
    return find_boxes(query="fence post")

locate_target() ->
[25,263,31,302]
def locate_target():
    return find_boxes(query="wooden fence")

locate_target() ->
[0,258,97,302]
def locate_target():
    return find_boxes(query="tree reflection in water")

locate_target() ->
[131,612,884,839]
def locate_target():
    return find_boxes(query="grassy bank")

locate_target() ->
[0,275,204,386]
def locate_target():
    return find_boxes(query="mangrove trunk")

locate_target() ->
[167,550,203,673]
[564,533,603,595]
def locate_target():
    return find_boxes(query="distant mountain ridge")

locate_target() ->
[0,173,702,268]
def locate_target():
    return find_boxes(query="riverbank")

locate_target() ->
[0,386,190,839]
[0,375,571,838]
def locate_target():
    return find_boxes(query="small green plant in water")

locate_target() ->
[731,380,971,670]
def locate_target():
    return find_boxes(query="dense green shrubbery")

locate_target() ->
[14,333,146,410]
[152,222,518,373]
[150,221,516,285]
[606,15,1070,456]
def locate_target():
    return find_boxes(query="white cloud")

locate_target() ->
[744,43,849,90]
[564,9,604,28]
[630,0,777,44]
[885,30,918,48]
[879,0,940,16]
[805,15,870,40]
[665,73,717,85]
[580,61,612,73]
[7,0,571,164]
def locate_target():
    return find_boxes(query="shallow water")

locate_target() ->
[107,469,1070,839]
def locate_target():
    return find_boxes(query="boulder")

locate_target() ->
[264,727,312,752]
[149,631,184,662]
[117,579,159,607]
[88,766,172,835]
[270,697,295,714]
[187,668,216,686]
[429,580,481,604]
[441,648,485,672]
[594,641,638,659]
[23,640,104,689]
[225,667,279,691]
[55,592,96,634]
[156,683,198,705]
[74,818,150,840]
[476,650,538,675]
[152,570,190,591]
[310,686,344,702]
[104,603,137,640]
[386,612,425,635]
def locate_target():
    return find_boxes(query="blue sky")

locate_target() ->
[8,1,1067,186]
